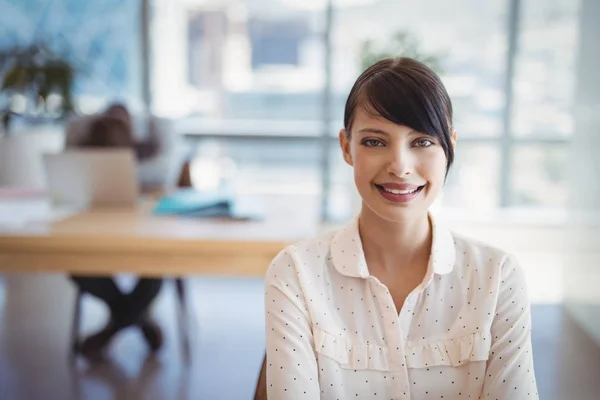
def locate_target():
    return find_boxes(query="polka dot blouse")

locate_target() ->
[264,216,539,399]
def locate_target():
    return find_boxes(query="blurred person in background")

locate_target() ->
[264,58,539,399]
[67,105,164,361]
[66,103,161,167]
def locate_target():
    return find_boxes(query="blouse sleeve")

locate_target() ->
[481,254,539,399]
[264,248,320,399]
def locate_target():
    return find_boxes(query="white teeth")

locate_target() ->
[383,187,419,195]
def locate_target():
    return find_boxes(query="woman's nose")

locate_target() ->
[386,147,413,176]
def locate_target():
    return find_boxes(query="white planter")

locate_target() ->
[0,130,64,189]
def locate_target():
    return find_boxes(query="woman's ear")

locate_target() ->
[339,129,353,166]
[451,129,457,149]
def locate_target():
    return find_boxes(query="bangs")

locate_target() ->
[352,68,450,141]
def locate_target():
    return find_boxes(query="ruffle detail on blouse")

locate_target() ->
[406,331,491,368]
[314,327,390,371]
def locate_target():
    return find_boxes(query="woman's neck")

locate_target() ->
[358,205,432,274]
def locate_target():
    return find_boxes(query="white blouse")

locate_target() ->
[264,216,539,399]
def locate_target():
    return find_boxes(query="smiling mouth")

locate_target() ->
[374,184,426,203]
[375,185,423,195]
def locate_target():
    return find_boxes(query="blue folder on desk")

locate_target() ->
[153,188,263,220]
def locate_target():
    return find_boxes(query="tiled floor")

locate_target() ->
[0,273,599,400]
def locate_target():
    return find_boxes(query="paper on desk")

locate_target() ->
[0,196,77,230]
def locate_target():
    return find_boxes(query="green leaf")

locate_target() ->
[359,30,444,74]
[1,66,29,90]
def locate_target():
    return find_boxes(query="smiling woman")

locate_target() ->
[340,58,456,231]
[338,58,456,228]
[264,58,539,400]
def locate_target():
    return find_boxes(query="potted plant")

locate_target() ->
[0,43,77,188]
[0,42,76,133]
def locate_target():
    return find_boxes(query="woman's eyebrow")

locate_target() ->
[357,127,420,136]
[357,128,389,136]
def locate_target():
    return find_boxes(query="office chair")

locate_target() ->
[253,353,267,400]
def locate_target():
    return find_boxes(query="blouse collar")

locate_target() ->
[330,213,456,279]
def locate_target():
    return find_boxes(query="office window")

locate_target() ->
[444,145,501,211]
[0,0,142,114]
[152,0,328,201]
[511,145,569,207]
[512,0,580,138]
[249,18,308,68]
[506,0,580,209]
[152,0,326,120]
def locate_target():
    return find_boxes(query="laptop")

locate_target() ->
[43,149,139,207]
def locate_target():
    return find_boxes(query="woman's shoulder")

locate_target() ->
[450,231,516,273]
[265,228,339,280]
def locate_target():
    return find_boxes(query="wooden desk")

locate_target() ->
[0,194,320,277]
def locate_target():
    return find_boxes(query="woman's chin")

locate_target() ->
[360,202,424,224]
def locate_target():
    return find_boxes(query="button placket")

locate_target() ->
[399,291,420,341]
[396,292,423,399]
[368,277,411,399]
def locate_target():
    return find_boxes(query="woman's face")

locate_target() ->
[340,107,456,223]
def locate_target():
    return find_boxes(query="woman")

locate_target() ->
[264,58,538,399]
[69,113,164,360]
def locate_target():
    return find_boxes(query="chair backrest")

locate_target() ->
[253,354,267,400]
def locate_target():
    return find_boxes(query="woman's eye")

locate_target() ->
[415,139,434,147]
[362,139,385,147]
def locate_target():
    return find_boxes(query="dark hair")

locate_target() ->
[104,103,130,118]
[344,57,454,171]
[84,116,133,148]
[83,115,160,161]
